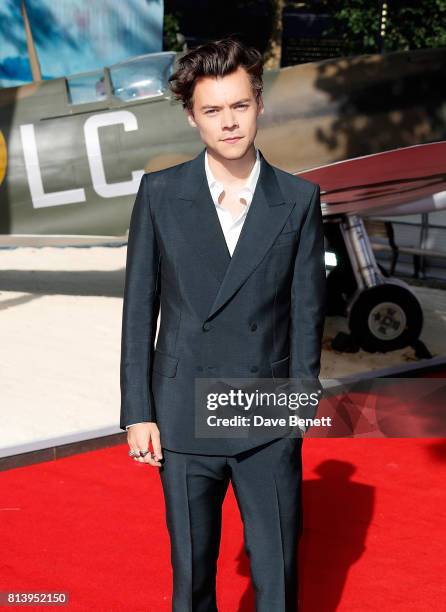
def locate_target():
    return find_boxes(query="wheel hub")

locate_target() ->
[368,301,407,340]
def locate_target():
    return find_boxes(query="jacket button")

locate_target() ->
[250,365,259,373]
[202,322,211,331]
[250,322,257,331]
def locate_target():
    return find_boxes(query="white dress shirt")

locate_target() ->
[204,148,261,255]
[126,149,304,434]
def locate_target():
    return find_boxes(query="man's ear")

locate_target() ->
[257,96,265,116]
[187,111,197,128]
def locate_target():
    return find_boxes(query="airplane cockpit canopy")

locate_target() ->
[66,51,176,105]
[67,70,108,105]
[110,52,176,102]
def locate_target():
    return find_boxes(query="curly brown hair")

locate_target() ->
[168,37,263,111]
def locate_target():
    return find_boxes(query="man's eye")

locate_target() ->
[204,105,247,114]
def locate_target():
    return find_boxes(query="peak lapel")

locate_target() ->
[175,149,231,285]
[173,149,297,322]
[205,151,296,321]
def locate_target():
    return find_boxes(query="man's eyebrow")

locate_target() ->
[200,98,253,111]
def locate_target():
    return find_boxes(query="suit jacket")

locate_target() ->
[120,148,326,455]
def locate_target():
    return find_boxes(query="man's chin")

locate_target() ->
[213,142,254,161]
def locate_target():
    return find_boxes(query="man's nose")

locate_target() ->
[221,108,238,129]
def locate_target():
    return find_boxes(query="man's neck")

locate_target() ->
[206,145,257,186]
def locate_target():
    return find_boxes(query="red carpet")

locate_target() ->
[1,438,445,611]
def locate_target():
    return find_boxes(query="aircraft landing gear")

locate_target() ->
[339,215,423,353]
[348,281,423,352]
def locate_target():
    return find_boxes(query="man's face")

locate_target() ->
[187,66,263,160]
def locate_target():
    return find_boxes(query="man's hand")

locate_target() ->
[127,422,163,467]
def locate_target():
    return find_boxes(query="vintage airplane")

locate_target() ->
[300,140,446,352]
[0,46,445,353]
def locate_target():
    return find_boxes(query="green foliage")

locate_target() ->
[319,0,446,55]
[163,12,184,52]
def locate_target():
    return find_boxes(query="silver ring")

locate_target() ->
[139,449,149,457]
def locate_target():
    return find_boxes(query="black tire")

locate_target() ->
[347,283,423,352]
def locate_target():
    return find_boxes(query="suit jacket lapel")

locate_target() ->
[174,148,297,321]
[175,149,231,285]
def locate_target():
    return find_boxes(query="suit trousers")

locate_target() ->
[158,436,304,612]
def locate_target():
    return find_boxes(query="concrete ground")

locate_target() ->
[1,245,445,457]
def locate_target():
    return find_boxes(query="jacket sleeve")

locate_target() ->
[289,184,326,420]
[120,173,161,430]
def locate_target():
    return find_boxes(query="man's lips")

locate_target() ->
[222,136,243,143]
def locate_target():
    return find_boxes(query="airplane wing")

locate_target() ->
[297,141,446,217]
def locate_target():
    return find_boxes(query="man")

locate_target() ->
[120,38,326,611]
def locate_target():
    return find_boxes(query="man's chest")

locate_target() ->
[217,189,249,222]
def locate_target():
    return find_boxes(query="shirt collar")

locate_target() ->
[204,148,261,208]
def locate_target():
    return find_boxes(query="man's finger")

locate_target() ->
[150,433,163,461]
[127,424,162,466]
[147,455,162,467]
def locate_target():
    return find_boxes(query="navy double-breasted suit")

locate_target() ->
[120,148,326,455]
[120,148,327,611]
